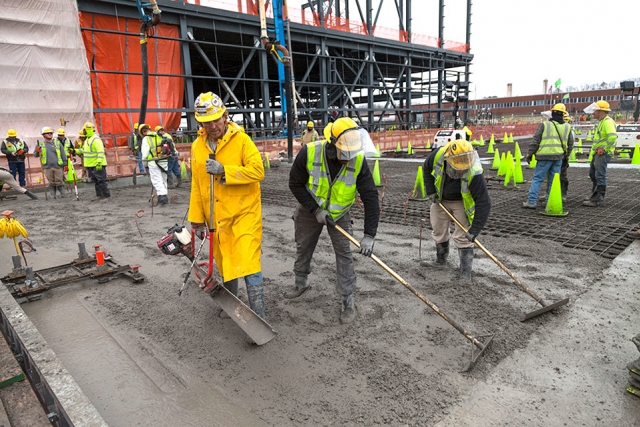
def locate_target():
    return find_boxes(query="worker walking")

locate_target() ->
[188,92,267,320]
[301,121,319,144]
[583,100,617,207]
[522,103,573,208]
[156,125,181,187]
[79,122,110,200]
[1,129,29,187]
[287,117,380,324]
[34,127,68,199]
[140,124,169,205]
[0,167,38,200]
[422,139,491,281]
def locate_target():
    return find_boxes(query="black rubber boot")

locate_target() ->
[246,281,266,320]
[49,186,56,199]
[285,275,310,299]
[582,185,605,207]
[340,294,356,324]
[561,181,568,202]
[584,183,596,201]
[420,240,449,267]
[176,174,183,187]
[57,185,66,198]
[158,195,168,205]
[218,279,239,319]
[167,174,174,186]
[459,247,474,281]
[24,190,38,200]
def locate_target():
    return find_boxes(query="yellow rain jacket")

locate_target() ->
[188,122,264,282]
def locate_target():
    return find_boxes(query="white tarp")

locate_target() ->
[0,0,93,144]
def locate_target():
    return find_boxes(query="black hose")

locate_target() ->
[139,23,149,126]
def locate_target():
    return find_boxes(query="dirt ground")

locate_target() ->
[1,158,640,426]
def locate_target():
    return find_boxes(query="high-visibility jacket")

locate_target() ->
[187,122,264,282]
[142,132,164,160]
[39,140,64,166]
[305,140,364,220]
[3,139,24,153]
[535,121,570,158]
[82,135,107,167]
[56,137,74,153]
[591,116,617,155]
[432,147,482,225]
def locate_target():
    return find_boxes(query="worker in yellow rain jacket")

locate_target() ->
[79,122,110,200]
[188,92,266,319]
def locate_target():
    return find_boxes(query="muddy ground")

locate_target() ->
[1,153,640,426]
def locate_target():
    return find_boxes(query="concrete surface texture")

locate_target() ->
[0,161,639,426]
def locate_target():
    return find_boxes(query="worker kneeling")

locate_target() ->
[287,117,380,324]
[421,140,491,281]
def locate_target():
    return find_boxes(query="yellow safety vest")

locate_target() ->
[39,141,64,166]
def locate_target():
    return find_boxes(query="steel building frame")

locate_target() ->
[77,0,473,133]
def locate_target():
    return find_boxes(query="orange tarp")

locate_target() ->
[79,13,183,145]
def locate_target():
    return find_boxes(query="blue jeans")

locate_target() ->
[167,157,180,176]
[589,153,613,186]
[528,159,562,205]
[9,162,26,187]
[135,152,148,174]
[244,272,263,287]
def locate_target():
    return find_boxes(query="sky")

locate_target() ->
[373,0,640,100]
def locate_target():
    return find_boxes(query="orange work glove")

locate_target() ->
[596,147,605,156]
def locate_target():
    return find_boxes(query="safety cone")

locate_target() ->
[568,148,577,163]
[529,154,537,169]
[586,130,592,142]
[506,151,515,173]
[487,137,495,154]
[631,144,640,165]
[491,149,500,170]
[576,138,583,155]
[489,134,495,146]
[374,143,381,158]
[180,160,189,181]
[407,141,413,155]
[619,150,630,159]
[425,139,431,149]
[479,135,485,146]
[514,154,525,183]
[514,142,522,160]
[497,152,508,176]
[541,173,568,217]
[264,154,271,170]
[503,161,515,187]
[587,149,594,162]
[509,132,514,143]
[502,132,508,143]
[396,142,402,153]
[413,166,427,199]
[373,160,382,186]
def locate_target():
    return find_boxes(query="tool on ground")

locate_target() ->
[328,218,494,371]
[437,203,569,321]
[70,163,80,201]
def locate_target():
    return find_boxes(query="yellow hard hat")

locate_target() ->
[550,103,567,114]
[57,128,65,135]
[443,139,475,171]
[83,122,95,130]
[41,126,54,134]
[154,125,164,132]
[307,121,314,128]
[595,100,611,112]
[563,112,571,122]
[138,123,151,135]
[78,128,86,137]
[323,123,333,141]
[6,129,17,137]
[331,117,362,160]
[194,92,226,123]
[134,122,139,130]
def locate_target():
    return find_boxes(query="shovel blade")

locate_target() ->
[521,297,570,322]
[209,286,277,345]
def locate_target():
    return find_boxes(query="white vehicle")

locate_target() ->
[616,123,640,153]
[433,129,467,148]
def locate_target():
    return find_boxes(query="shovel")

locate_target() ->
[198,153,277,345]
[437,203,569,321]
[329,219,494,371]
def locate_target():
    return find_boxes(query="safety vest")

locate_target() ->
[432,148,482,225]
[536,121,570,156]
[82,135,107,167]
[132,132,141,150]
[592,116,618,154]
[39,141,64,166]
[3,139,24,153]
[56,137,74,152]
[144,132,164,159]
[306,140,364,220]
[302,129,318,144]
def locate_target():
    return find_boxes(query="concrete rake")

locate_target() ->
[437,203,569,321]
[330,220,494,372]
